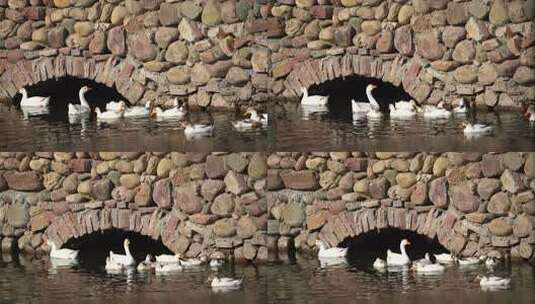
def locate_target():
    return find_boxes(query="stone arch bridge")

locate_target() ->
[0,0,533,109]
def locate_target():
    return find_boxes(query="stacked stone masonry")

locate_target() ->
[0,0,534,109]
[268,152,535,261]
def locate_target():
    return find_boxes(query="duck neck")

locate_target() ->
[366,87,379,108]
[79,89,89,108]
[49,242,57,253]
[124,242,133,259]
[400,242,408,258]
[250,111,259,121]
[21,89,28,100]
[302,88,308,98]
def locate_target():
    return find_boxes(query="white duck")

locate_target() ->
[352,99,372,114]
[413,254,445,273]
[478,275,511,288]
[457,257,481,266]
[19,88,50,108]
[413,253,433,267]
[182,122,214,137]
[389,102,418,119]
[210,259,224,268]
[315,240,347,258]
[106,100,125,112]
[47,240,79,260]
[109,239,136,266]
[453,98,468,114]
[105,256,125,272]
[373,258,386,270]
[422,102,451,119]
[232,118,263,130]
[209,276,243,288]
[68,86,91,116]
[386,239,411,266]
[301,87,328,106]
[152,105,187,119]
[365,84,383,119]
[95,105,125,121]
[155,254,181,264]
[137,254,154,272]
[434,253,455,264]
[463,122,494,135]
[124,100,152,118]
[485,257,497,269]
[155,262,183,274]
[180,256,207,267]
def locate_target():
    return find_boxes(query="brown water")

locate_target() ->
[1,251,533,304]
[1,102,534,151]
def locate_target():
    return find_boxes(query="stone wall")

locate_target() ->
[267,152,535,260]
[0,0,534,109]
[0,152,271,262]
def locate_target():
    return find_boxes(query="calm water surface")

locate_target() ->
[1,102,534,151]
[1,252,534,304]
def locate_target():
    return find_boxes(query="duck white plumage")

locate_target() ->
[365,84,383,119]
[152,105,187,119]
[457,257,481,266]
[95,105,124,121]
[301,87,328,106]
[413,253,445,273]
[210,259,224,268]
[422,102,452,119]
[47,240,79,260]
[68,86,91,116]
[246,108,269,125]
[316,240,347,258]
[389,103,418,119]
[182,122,214,137]
[106,100,125,112]
[485,257,497,268]
[478,275,511,288]
[232,119,263,130]
[373,258,386,270]
[105,256,125,272]
[108,239,136,266]
[155,262,183,274]
[453,98,468,114]
[19,88,50,108]
[463,123,494,135]
[209,276,243,288]
[352,99,372,114]
[434,253,455,264]
[180,256,207,267]
[387,239,411,266]
[124,100,152,118]
[155,254,181,264]
[137,254,154,272]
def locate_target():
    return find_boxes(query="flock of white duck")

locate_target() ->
[301,84,535,136]
[46,238,243,289]
[18,86,270,138]
[315,239,512,290]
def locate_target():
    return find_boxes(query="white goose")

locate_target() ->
[301,87,328,106]
[463,122,494,135]
[386,239,411,266]
[155,254,181,264]
[434,253,455,264]
[478,275,511,288]
[413,253,445,273]
[422,102,452,119]
[137,254,154,272]
[352,99,372,114]
[124,100,152,118]
[180,256,207,267]
[389,101,418,119]
[155,262,183,274]
[365,84,383,119]
[105,256,125,272]
[182,122,214,138]
[209,276,243,288]
[315,240,347,258]
[68,86,91,116]
[47,240,79,260]
[453,98,468,114]
[109,239,136,266]
[373,258,386,270]
[19,88,50,108]
[96,105,125,121]
[152,99,187,119]
[106,100,125,112]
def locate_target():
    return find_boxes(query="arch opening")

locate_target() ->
[340,228,447,266]
[62,229,173,267]
[308,75,412,118]
[12,77,128,120]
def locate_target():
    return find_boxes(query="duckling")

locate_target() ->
[463,122,494,135]
[301,87,329,106]
[19,88,50,108]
